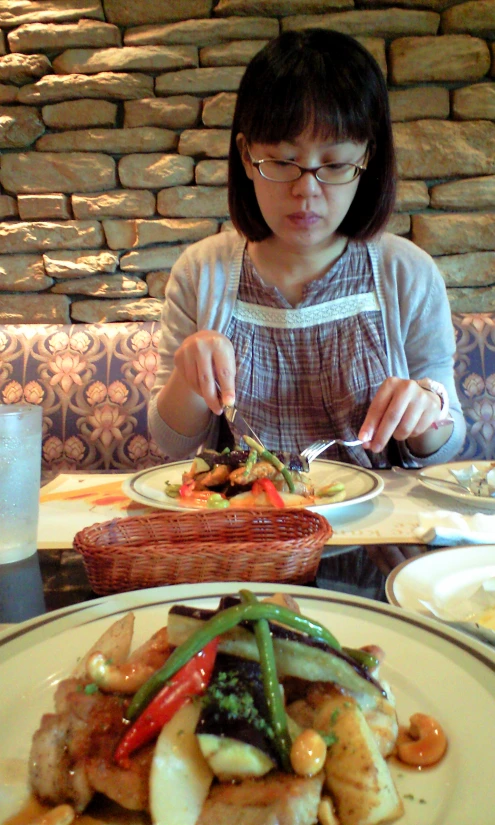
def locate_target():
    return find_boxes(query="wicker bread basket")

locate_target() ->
[73,508,332,595]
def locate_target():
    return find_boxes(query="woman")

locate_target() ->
[148,28,465,469]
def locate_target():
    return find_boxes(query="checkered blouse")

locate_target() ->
[226,241,392,469]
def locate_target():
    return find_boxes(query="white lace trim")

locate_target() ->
[232,291,380,329]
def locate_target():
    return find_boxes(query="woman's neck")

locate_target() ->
[246,235,349,305]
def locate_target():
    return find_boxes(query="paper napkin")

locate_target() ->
[414,510,495,546]
[419,578,495,646]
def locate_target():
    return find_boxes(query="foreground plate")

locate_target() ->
[123,459,384,515]
[416,460,495,510]
[1,583,495,824]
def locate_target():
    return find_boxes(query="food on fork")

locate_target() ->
[166,439,346,509]
[26,591,448,825]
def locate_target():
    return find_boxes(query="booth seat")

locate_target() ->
[453,313,495,460]
[0,321,168,476]
[0,313,494,476]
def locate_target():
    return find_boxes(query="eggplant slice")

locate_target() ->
[168,601,384,700]
[196,653,279,779]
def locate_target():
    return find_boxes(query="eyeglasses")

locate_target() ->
[247,150,367,185]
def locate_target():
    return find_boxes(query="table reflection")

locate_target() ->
[0,553,46,623]
[316,543,423,602]
[0,540,427,625]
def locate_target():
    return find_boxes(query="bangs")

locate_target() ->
[236,35,376,147]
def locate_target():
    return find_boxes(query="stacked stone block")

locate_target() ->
[0,0,493,322]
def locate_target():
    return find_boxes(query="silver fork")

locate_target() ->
[300,437,363,464]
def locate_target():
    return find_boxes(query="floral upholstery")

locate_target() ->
[0,322,168,476]
[452,313,495,460]
[0,313,493,475]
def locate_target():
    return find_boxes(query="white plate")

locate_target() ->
[386,545,495,616]
[122,459,384,515]
[1,583,495,824]
[416,460,495,510]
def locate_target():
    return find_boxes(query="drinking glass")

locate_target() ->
[0,403,42,564]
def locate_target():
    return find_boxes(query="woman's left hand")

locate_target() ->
[358,377,443,452]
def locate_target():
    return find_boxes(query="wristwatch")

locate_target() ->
[417,378,449,418]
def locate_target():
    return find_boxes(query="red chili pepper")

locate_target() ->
[253,477,285,508]
[114,637,218,768]
[179,479,196,498]
[189,491,217,501]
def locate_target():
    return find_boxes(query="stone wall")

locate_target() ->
[0,0,494,323]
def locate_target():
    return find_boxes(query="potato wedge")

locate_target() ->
[315,695,403,825]
[71,612,134,679]
[150,701,213,825]
[319,796,340,825]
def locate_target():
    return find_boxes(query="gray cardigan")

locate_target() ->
[149,230,465,465]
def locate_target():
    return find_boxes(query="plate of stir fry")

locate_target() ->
[124,442,384,513]
[1,582,495,825]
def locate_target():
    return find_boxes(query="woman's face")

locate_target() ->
[237,129,368,254]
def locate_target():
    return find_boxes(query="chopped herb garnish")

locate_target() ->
[84,683,99,694]
[202,669,274,739]
[321,732,338,747]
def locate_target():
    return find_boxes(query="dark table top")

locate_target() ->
[0,541,424,625]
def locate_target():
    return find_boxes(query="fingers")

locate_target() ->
[359,378,442,452]
[214,362,236,408]
[359,378,407,451]
[174,331,236,414]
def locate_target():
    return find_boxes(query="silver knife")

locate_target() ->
[392,466,482,495]
[214,380,265,450]
[417,473,475,494]
[223,403,266,450]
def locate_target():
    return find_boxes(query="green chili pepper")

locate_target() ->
[244,437,295,493]
[243,448,258,477]
[207,494,230,509]
[343,647,379,670]
[164,482,182,498]
[317,482,345,498]
[244,436,264,456]
[127,597,342,721]
[240,590,292,771]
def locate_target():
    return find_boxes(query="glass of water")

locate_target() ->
[0,403,42,564]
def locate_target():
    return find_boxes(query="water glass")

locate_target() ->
[0,403,42,564]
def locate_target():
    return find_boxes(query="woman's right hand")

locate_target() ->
[173,330,236,415]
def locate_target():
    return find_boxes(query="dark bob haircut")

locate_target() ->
[228,28,396,242]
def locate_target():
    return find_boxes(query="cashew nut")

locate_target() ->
[290,728,327,776]
[396,712,447,767]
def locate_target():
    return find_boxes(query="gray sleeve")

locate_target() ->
[147,249,217,459]
[148,394,219,460]
[395,253,466,465]
[146,233,243,459]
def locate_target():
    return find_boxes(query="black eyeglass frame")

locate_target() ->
[246,149,368,185]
